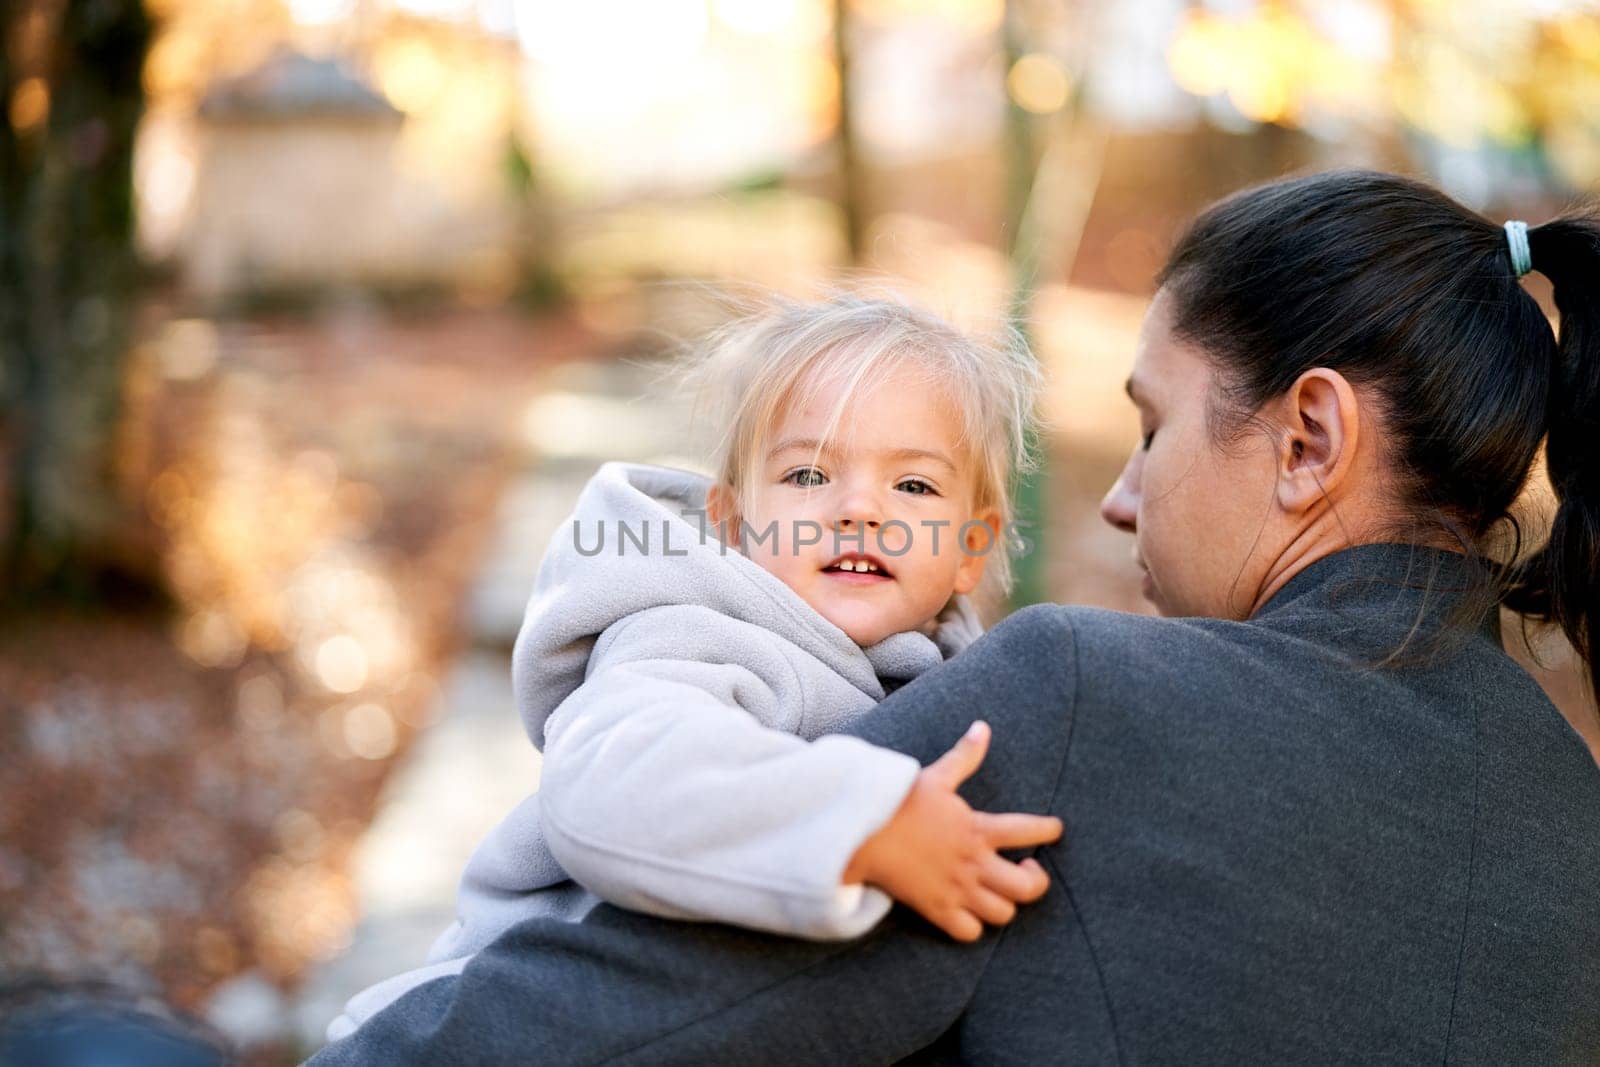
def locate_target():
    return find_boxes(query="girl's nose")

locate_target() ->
[836,484,884,529]
[833,488,885,556]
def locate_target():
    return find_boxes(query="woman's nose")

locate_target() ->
[1100,454,1140,534]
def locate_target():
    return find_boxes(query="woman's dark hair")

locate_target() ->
[1157,169,1600,698]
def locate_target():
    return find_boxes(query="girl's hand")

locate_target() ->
[841,721,1063,942]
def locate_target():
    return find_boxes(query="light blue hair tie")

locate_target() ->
[1504,220,1532,277]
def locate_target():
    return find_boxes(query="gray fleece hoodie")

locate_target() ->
[328,461,982,1039]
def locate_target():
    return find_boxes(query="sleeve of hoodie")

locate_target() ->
[535,603,922,942]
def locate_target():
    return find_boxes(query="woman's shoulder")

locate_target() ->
[987,602,1259,662]
[990,599,1569,770]
[978,602,1306,731]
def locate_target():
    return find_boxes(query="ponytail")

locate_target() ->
[1505,216,1600,696]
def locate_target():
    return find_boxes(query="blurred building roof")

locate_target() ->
[199,49,401,121]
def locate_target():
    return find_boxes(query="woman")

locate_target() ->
[310,170,1600,1064]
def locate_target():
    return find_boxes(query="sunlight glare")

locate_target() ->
[287,0,356,26]
[714,0,799,35]
[515,0,709,68]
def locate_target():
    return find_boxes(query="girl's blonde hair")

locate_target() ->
[676,289,1042,593]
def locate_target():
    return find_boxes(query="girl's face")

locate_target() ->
[1099,292,1284,619]
[711,363,999,648]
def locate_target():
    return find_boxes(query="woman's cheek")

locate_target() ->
[1140,461,1202,611]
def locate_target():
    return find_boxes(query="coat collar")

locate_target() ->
[1253,542,1500,645]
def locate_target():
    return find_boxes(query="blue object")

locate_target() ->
[0,986,226,1067]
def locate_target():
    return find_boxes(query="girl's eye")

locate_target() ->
[1140,430,1155,451]
[784,467,827,487]
[896,478,938,496]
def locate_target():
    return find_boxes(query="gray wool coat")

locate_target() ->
[311,543,1600,1064]
[328,462,983,1039]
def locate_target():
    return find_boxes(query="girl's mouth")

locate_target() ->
[822,552,894,581]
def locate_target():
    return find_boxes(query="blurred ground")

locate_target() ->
[0,303,600,1058]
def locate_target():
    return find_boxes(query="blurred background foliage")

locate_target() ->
[1,0,1596,1059]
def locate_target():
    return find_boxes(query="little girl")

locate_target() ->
[328,293,1058,1039]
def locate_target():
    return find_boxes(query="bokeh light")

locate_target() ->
[1008,53,1071,114]
[314,635,370,694]
[341,704,399,761]
[9,77,50,131]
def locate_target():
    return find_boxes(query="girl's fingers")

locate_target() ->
[925,720,991,789]
[979,854,1051,903]
[975,811,1063,849]
[965,885,1019,927]
[942,909,984,943]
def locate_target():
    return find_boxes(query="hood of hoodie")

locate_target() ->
[512,462,946,750]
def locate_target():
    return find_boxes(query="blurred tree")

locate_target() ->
[1165,1,1600,193]
[832,0,865,263]
[505,129,565,309]
[1002,1,1108,609]
[1,0,153,601]
[1002,0,1046,609]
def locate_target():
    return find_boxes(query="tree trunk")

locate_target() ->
[1002,0,1047,609]
[1,0,152,602]
[831,0,866,264]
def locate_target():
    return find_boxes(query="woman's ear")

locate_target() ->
[952,507,1002,595]
[1274,367,1361,515]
